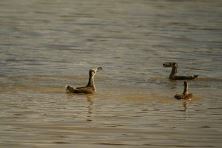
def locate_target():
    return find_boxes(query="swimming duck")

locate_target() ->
[66,67,102,94]
[163,62,198,80]
[174,81,192,100]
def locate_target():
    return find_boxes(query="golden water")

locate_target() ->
[0,0,222,147]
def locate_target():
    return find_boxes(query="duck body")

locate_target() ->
[171,75,198,80]
[174,93,192,100]
[66,67,102,94]
[163,62,198,80]
[66,85,95,94]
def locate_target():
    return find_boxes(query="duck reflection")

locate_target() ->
[86,95,94,121]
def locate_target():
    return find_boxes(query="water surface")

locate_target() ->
[0,0,222,147]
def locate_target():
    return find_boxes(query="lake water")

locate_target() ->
[0,0,222,147]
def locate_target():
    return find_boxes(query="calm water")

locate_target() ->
[0,0,222,147]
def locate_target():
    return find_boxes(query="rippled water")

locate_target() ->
[0,0,222,147]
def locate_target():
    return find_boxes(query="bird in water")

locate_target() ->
[163,62,198,80]
[174,81,192,100]
[66,67,102,94]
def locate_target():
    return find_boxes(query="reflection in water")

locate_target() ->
[64,93,95,121]
[182,100,192,112]
[86,95,94,122]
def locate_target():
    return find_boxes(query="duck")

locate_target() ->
[174,81,192,100]
[163,62,198,80]
[66,67,102,94]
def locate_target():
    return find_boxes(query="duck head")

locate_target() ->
[89,67,103,77]
[163,62,177,68]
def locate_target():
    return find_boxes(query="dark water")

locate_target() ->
[0,0,222,147]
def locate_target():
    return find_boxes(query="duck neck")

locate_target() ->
[183,82,188,95]
[87,75,96,90]
[169,66,177,78]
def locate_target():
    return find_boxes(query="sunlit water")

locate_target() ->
[0,0,222,147]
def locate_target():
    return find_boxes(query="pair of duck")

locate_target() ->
[66,62,198,100]
[163,62,197,100]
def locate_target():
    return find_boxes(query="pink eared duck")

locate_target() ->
[66,67,102,94]
[163,62,198,80]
